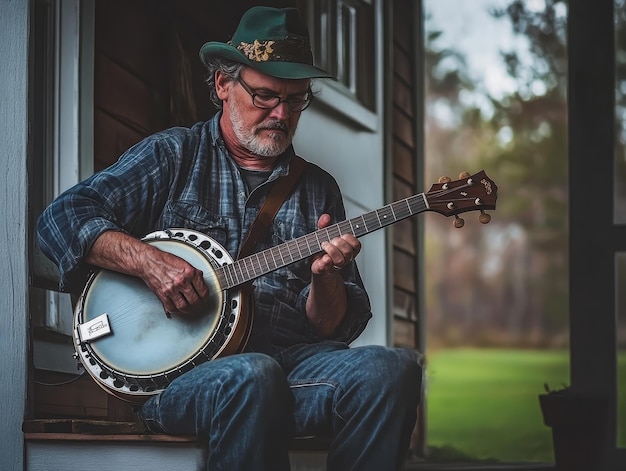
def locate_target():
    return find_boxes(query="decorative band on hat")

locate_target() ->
[229,36,311,64]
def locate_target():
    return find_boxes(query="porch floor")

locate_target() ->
[24,419,556,471]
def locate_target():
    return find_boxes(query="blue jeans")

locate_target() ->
[137,341,422,471]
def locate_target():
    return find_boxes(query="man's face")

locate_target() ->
[217,67,311,158]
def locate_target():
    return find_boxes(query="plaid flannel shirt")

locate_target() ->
[37,114,372,353]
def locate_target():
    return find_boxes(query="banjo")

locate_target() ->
[73,170,497,403]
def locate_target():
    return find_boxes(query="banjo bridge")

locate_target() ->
[76,312,112,343]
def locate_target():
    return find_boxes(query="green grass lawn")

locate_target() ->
[425,348,626,463]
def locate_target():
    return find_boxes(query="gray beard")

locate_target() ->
[228,100,297,157]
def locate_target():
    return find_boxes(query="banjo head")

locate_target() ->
[73,229,248,403]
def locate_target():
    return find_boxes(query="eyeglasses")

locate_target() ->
[236,76,313,112]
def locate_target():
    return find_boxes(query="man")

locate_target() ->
[37,6,422,471]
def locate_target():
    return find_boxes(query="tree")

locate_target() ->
[424,0,570,345]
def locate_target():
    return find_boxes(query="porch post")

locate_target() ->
[0,0,30,469]
[568,0,621,466]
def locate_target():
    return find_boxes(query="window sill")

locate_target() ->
[314,80,378,132]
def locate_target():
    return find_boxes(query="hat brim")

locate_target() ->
[200,42,333,80]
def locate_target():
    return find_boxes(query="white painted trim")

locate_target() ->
[314,81,378,131]
[53,0,94,195]
[41,0,94,340]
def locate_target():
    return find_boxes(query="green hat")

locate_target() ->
[199,6,332,80]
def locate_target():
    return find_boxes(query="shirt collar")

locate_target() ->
[208,112,298,180]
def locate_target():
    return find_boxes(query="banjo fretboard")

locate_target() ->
[216,193,429,289]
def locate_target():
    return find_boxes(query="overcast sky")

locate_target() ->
[424,0,530,98]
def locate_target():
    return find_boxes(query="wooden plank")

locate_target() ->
[393,140,415,185]
[95,0,163,85]
[153,1,225,123]
[393,218,416,255]
[94,108,148,170]
[23,419,331,449]
[392,175,417,254]
[94,53,166,136]
[23,419,145,435]
[393,317,417,349]
[393,249,416,292]
[393,76,415,119]
[393,107,415,149]
[394,45,413,86]
[393,176,416,201]
[24,433,332,450]
[24,432,198,443]
[392,1,412,48]
[394,288,416,320]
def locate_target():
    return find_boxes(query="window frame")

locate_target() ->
[30,0,95,373]
[303,0,378,130]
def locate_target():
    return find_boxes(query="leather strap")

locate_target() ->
[237,155,308,259]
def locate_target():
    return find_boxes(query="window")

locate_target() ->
[306,0,376,111]
[30,0,94,372]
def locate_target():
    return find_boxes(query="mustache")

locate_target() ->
[257,119,288,133]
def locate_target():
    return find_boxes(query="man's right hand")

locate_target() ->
[85,231,210,316]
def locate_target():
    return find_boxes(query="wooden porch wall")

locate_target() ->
[94,0,296,170]
[391,0,421,352]
[389,0,425,458]
[33,0,295,422]
[93,0,282,170]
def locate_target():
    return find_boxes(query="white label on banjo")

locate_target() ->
[77,313,112,343]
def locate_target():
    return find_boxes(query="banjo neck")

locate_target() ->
[215,169,497,290]
[216,194,427,290]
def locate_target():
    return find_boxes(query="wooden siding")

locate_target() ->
[93,0,213,170]
[390,0,420,351]
[389,0,425,457]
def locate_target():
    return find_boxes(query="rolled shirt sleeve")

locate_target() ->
[36,133,177,291]
[296,276,372,344]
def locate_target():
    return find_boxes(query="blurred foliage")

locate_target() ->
[424,0,571,346]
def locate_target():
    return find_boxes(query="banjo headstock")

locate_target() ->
[425,170,498,228]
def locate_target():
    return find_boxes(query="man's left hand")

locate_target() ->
[310,213,361,275]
